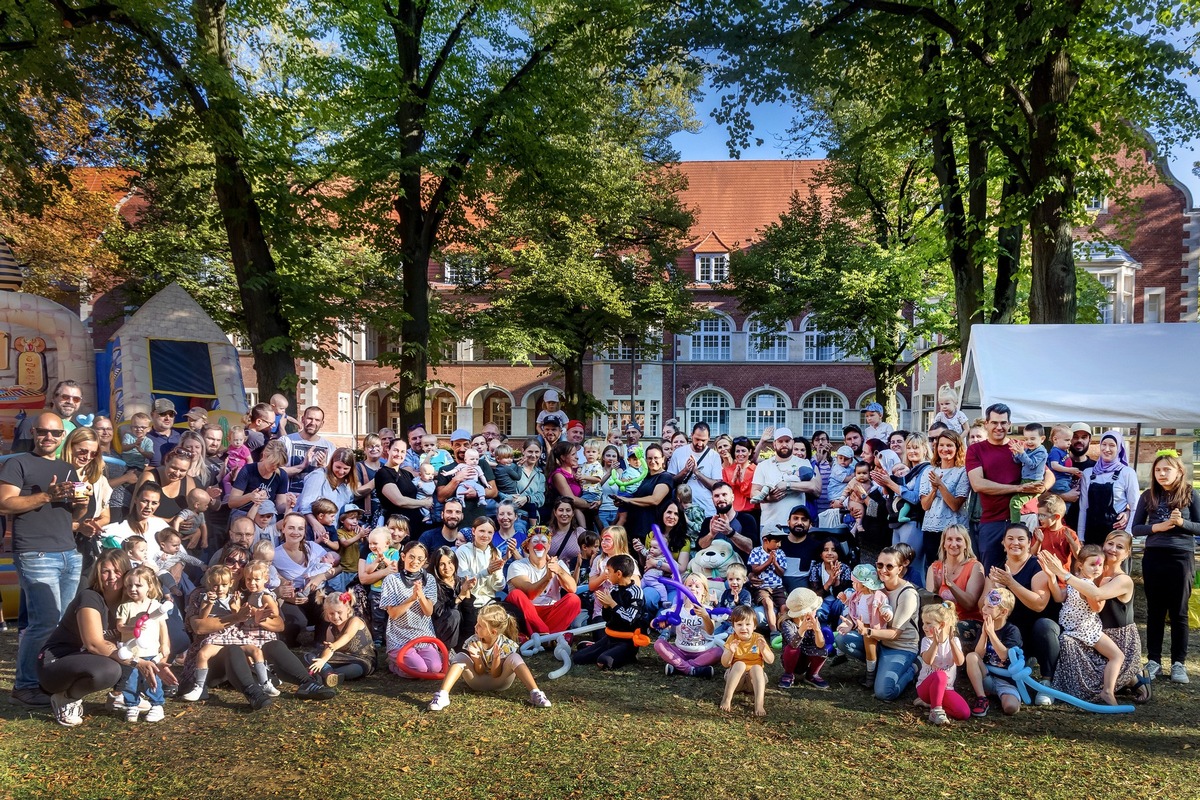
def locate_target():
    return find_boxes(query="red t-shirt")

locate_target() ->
[965,439,1023,523]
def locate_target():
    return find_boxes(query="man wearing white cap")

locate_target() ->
[1063,423,1095,530]
[750,427,822,536]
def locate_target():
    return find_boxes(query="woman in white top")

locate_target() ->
[1078,430,1140,545]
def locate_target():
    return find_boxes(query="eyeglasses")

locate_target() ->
[225,556,247,567]
[33,428,65,438]
[158,411,176,418]
[57,394,82,403]
[876,562,898,571]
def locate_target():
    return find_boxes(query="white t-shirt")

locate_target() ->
[864,422,895,442]
[506,559,563,605]
[666,445,723,517]
[752,455,817,534]
[102,518,170,564]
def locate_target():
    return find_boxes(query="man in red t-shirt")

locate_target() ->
[966,404,1052,571]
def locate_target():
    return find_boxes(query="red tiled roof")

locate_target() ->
[676,160,832,252]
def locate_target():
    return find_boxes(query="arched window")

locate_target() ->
[858,392,908,431]
[745,390,788,439]
[483,391,512,436]
[688,390,730,435]
[801,391,845,438]
[429,391,458,436]
[690,317,732,360]
[801,316,843,361]
[747,319,788,361]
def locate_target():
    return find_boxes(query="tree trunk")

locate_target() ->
[397,206,431,433]
[561,354,586,421]
[872,360,903,429]
[992,177,1023,324]
[1027,43,1078,324]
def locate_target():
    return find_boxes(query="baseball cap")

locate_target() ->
[184,406,208,421]
[544,389,560,402]
[773,427,794,440]
[865,402,884,414]
[566,420,584,432]
[450,428,472,441]
[152,398,176,415]
[540,416,562,428]
[835,445,855,459]
[1069,423,1091,434]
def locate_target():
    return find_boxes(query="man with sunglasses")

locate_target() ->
[146,398,181,468]
[0,413,91,707]
[11,380,83,455]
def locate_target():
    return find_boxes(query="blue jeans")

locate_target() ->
[122,658,165,706]
[14,549,82,689]
[891,521,925,581]
[835,631,919,701]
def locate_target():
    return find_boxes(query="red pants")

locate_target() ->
[782,645,826,678]
[506,589,582,635]
[917,671,970,719]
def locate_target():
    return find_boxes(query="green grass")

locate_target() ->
[2,597,1199,799]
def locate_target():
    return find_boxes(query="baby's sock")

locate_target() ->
[252,661,269,685]
[193,668,209,688]
[866,659,877,675]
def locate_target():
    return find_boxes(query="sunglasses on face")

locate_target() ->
[34,428,65,438]
[876,562,898,571]
[159,411,176,418]
[225,556,247,566]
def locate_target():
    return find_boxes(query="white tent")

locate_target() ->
[959,323,1200,427]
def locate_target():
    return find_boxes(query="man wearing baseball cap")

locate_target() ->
[435,427,497,522]
[750,427,822,536]
[146,398,181,467]
[1063,423,1095,530]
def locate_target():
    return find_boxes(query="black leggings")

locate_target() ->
[38,650,124,700]
[207,640,312,696]
[1143,548,1194,665]
[573,634,637,669]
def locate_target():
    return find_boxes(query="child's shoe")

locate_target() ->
[969,697,989,717]
[808,675,830,690]
[693,666,715,679]
[261,680,281,697]
[778,673,796,689]
[125,706,141,723]
[928,707,949,725]
[144,704,165,723]
[913,695,930,709]
[663,664,675,676]
[179,683,205,702]
[428,690,450,712]
[528,689,552,708]
[859,672,876,688]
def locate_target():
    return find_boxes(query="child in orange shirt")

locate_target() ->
[1033,495,1081,572]
[720,605,774,716]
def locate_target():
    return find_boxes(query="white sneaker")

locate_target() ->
[180,684,206,702]
[51,692,83,727]
[428,690,450,712]
[125,706,141,723]
[261,680,281,697]
[528,689,552,708]
[928,707,949,725]
[106,693,151,713]
[1171,662,1189,684]
[1033,692,1053,706]
[144,705,165,723]
[1145,660,1162,681]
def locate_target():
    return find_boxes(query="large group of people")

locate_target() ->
[3,381,1194,727]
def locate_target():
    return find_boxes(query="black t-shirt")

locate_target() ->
[625,471,676,539]
[0,453,77,552]
[778,533,822,576]
[698,511,762,552]
[231,464,287,501]
[376,464,424,532]
[43,588,115,657]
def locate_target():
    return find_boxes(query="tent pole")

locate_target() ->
[1132,422,1142,469]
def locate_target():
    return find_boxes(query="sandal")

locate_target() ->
[1133,671,1152,704]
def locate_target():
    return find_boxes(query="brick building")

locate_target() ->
[78,154,1199,447]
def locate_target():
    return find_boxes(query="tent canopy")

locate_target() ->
[960,323,1200,427]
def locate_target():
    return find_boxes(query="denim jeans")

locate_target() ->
[122,658,165,706]
[14,549,82,689]
[834,631,919,701]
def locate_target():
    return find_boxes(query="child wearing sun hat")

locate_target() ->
[778,587,834,689]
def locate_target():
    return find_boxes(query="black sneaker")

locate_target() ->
[859,673,876,689]
[9,687,51,707]
[244,685,275,712]
[297,680,336,700]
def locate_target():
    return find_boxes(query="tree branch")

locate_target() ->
[898,339,956,374]
[419,3,478,101]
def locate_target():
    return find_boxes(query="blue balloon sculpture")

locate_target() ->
[649,524,729,628]
[986,646,1134,714]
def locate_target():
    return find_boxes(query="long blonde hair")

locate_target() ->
[476,603,519,643]
[61,426,103,484]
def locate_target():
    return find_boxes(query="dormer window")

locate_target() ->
[695,253,729,284]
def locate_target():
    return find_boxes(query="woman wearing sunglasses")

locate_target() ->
[837,546,923,700]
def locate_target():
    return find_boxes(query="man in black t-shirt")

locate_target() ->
[436,428,497,523]
[1062,423,1096,531]
[777,505,821,593]
[697,482,760,555]
[0,413,90,707]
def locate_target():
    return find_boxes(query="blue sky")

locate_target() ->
[671,91,1200,208]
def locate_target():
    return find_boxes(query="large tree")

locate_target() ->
[701,0,1200,336]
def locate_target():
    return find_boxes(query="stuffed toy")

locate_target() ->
[116,599,173,662]
[689,539,744,602]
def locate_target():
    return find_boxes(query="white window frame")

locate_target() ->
[801,316,843,361]
[1143,287,1165,324]
[442,254,486,286]
[484,392,512,436]
[801,391,845,439]
[604,399,660,438]
[690,317,732,361]
[1084,195,1108,213]
[745,390,788,439]
[746,319,789,361]
[245,388,259,409]
[695,253,729,284]
[688,390,731,435]
[337,392,351,435]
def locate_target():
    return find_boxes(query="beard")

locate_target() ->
[1070,441,1090,458]
[774,443,793,459]
[714,502,733,515]
[790,524,808,537]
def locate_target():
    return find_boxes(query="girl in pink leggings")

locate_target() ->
[654,574,722,678]
[916,603,969,724]
[381,542,443,676]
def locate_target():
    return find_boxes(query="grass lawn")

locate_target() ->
[2,586,1198,799]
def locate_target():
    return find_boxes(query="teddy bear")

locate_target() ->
[688,538,745,602]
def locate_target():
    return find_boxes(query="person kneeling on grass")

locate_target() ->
[428,603,551,711]
[720,605,774,717]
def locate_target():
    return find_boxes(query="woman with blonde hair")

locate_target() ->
[60,426,111,572]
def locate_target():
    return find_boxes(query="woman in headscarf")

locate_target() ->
[1077,430,1140,545]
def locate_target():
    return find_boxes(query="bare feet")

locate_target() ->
[754,706,767,717]
[719,701,732,712]
[1097,690,1118,706]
